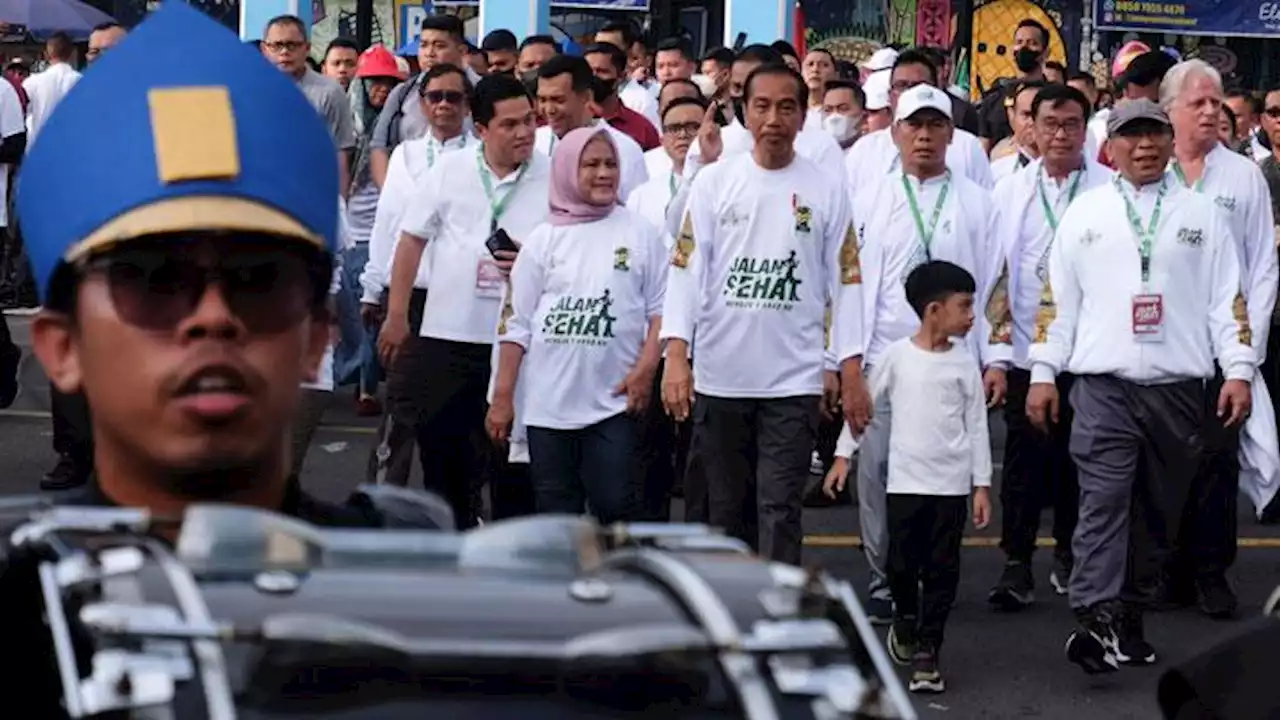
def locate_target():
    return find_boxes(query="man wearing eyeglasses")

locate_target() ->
[261,14,356,196]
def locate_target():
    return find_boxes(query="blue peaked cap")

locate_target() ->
[17,2,339,302]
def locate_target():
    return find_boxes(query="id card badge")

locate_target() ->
[1132,293,1165,343]
[475,259,504,299]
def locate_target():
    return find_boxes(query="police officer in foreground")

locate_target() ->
[0,4,447,709]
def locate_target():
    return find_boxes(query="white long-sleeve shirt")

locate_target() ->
[870,337,992,495]
[991,156,1114,369]
[835,170,1007,370]
[535,122,648,201]
[843,126,993,198]
[661,152,859,398]
[502,207,668,429]
[684,119,846,185]
[359,131,476,305]
[1029,174,1256,385]
[1168,144,1279,359]
[399,146,551,345]
[23,62,79,150]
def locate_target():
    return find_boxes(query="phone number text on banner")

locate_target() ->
[1095,0,1280,37]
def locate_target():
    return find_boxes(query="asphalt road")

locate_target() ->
[3,312,1279,719]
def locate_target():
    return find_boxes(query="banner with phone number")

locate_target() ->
[432,0,650,9]
[1094,0,1280,38]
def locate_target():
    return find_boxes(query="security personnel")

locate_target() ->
[0,4,449,709]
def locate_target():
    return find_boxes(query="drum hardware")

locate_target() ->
[253,570,302,595]
[567,577,613,603]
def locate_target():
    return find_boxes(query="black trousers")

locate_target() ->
[999,369,1078,564]
[527,412,643,524]
[50,385,93,469]
[635,358,694,521]
[365,289,428,487]
[1166,370,1241,589]
[887,493,967,651]
[691,393,819,565]
[488,455,536,521]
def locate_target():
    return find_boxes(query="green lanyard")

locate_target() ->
[476,144,528,231]
[1114,175,1168,284]
[1037,167,1084,232]
[901,171,950,261]
[427,136,438,168]
[667,171,677,197]
[1171,161,1205,192]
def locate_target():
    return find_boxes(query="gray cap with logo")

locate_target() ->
[1106,98,1171,137]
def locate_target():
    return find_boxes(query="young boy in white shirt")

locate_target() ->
[826,259,993,694]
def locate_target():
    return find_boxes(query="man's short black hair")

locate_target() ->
[823,79,866,108]
[1067,70,1096,86]
[701,46,734,68]
[770,40,799,60]
[1009,79,1048,103]
[536,54,594,94]
[264,15,307,40]
[420,14,465,42]
[91,21,122,33]
[1031,83,1090,120]
[324,37,359,58]
[583,41,626,75]
[1045,60,1067,75]
[1221,103,1238,137]
[598,21,639,49]
[1225,87,1262,115]
[656,37,694,62]
[806,47,837,65]
[519,34,561,53]
[743,62,807,107]
[481,29,518,52]
[736,44,781,67]
[1122,50,1176,87]
[892,49,939,86]
[1016,19,1050,47]
[46,32,75,61]
[905,260,976,319]
[420,62,474,98]
[472,73,531,126]
[662,95,708,122]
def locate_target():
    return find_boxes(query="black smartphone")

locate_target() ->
[486,228,520,257]
[732,32,747,52]
[713,101,730,127]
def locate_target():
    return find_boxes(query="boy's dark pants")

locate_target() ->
[887,493,968,651]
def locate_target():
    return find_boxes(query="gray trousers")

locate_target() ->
[1068,374,1205,611]
[691,393,819,565]
[857,398,892,600]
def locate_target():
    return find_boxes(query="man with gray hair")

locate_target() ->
[1159,59,1279,620]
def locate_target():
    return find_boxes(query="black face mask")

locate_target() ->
[1014,47,1040,74]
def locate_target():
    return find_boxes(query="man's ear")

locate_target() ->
[302,313,329,384]
[31,310,82,395]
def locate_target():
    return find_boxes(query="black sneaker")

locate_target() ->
[866,594,893,626]
[886,619,917,666]
[1112,607,1156,666]
[1197,576,1238,620]
[41,454,90,492]
[1049,554,1072,597]
[908,648,945,693]
[989,560,1035,611]
[1064,611,1120,675]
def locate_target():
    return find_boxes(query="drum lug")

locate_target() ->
[77,649,176,717]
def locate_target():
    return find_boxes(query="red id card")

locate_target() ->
[1132,293,1164,343]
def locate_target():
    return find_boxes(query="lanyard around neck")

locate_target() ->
[1172,159,1205,192]
[476,145,529,229]
[901,171,951,261]
[1037,166,1085,232]
[1114,175,1168,284]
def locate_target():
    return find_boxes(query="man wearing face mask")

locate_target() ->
[584,42,661,151]
[822,79,866,152]
[978,19,1049,154]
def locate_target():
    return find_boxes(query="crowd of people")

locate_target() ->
[1,7,1279,703]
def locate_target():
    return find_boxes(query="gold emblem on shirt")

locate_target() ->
[986,260,1013,345]
[793,197,813,233]
[672,212,695,269]
[824,302,832,349]
[1233,292,1253,347]
[1032,280,1056,344]
[497,282,515,336]
[838,223,862,285]
[613,246,631,271]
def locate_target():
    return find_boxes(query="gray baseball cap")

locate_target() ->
[1106,98,1171,137]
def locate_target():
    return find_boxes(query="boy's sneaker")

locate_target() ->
[866,595,893,626]
[1049,555,1072,596]
[908,648,945,693]
[886,620,917,666]
[1064,609,1120,675]
[988,560,1034,611]
[1112,607,1156,666]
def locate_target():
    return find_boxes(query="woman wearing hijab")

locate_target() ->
[486,127,667,523]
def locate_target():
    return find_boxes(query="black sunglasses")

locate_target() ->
[423,89,466,105]
[77,235,327,334]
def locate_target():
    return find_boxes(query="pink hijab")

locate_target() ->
[547,126,619,227]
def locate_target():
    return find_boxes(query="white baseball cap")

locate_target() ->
[859,47,899,72]
[894,84,953,123]
[863,70,890,111]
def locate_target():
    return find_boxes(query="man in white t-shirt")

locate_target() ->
[23,32,81,150]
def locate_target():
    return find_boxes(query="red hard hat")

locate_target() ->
[357,45,406,81]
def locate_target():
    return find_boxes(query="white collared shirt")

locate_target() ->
[399,146,551,344]
[684,119,846,185]
[644,146,673,179]
[1029,174,1255,385]
[361,130,475,306]
[990,148,1035,184]
[23,62,80,150]
[843,126,993,197]
[619,79,661,131]
[535,122,649,201]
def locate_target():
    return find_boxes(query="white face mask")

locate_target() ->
[824,113,859,143]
